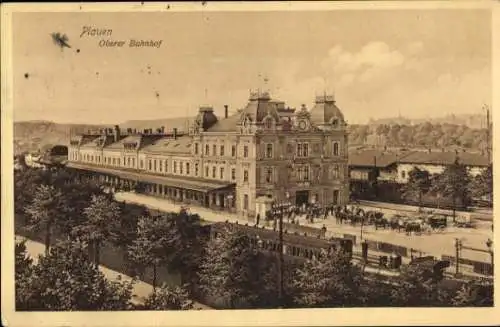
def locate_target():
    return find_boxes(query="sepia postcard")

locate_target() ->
[1,1,499,326]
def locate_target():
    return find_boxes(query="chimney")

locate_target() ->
[149,128,154,134]
[113,125,120,142]
[173,128,178,140]
[224,105,228,118]
[133,128,137,134]
[161,126,165,134]
[156,128,162,134]
[143,128,148,134]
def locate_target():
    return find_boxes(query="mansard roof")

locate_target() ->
[309,95,345,126]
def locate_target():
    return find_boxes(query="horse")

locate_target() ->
[405,221,422,235]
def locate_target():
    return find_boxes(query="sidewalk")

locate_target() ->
[15,236,212,310]
[115,192,493,264]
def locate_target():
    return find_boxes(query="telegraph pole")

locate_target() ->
[483,104,491,163]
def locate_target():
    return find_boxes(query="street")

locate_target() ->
[115,192,493,263]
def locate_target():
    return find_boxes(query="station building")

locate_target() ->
[67,91,350,219]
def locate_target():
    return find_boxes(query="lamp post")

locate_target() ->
[276,191,290,308]
[454,238,462,276]
[486,238,493,274]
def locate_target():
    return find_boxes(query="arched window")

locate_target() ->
[332,118,339,127]
[265,118,273,129]
[333,142,339,156]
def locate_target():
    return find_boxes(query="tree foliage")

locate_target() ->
[16,240,134,311]
[71,194,121,266]
[401,167,431,207]
[24,184,67,254]
[451,280,494,307]
[431,158,472,215]
[142,284,194,310]
[349,122,490,152]
[389,265,451,307]
[291,248,363,307]
[127,214,172,292]
[197,227,261,308]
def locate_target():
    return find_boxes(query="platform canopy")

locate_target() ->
[67,162,235,193]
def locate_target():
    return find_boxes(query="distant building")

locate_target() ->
[67,91,350,218]
[396,150,490,183]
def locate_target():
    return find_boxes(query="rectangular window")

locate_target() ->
[304,165,310,181]
[212,166,216,178]
[205,166,209,177]
[231,168,236,180]
[148,160,152,170]
[140,160,144,169]
[265,144,273,158]
[195,163,199,176]
[232,145,236,157]
[195,143,199,155]
[297,143,309,157]
[180,162,183,174]
[243,194,249,210]
[132,158,135,168]
[153,160,157,171]
[174,161,177,173]
[205,144,209,155]
[159,160,163,172]
[243,145,249,158]
[220,145,225,156]
[213,145,217,156]
[164,160,168,173]
[333,165,340,178]
[265,168,273,183]
[220,167,224,179]
[186,162,190,175]
[243,170,249,182]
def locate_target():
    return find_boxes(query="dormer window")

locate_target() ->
[265,118,273,129]
[332,119,339,127]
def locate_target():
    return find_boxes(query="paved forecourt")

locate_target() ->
[115,192,493,264]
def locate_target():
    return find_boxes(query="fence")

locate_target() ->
[442,255,493,276]
[364,239,408,257]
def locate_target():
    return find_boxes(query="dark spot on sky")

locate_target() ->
[141,1,144,5]
[155,91,160,98]
[96,72,99,76]
[167,5,170,9]
[148,71,151,75]
[202,1,206,6]
[24,73,29,79]
[76,49,80,53]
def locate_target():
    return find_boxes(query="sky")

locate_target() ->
[12,8,491,124]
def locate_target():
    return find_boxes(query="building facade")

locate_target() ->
[67,91,350,219]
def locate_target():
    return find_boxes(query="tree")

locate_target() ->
[291,248,363,307]
[197,227,261,308]
[432,158,471,221]
[470,164,493,204]
[163,209,205,283]
[401,167,431,208]
[451,280,493,307]
[15,240,36,310]
[127,214,172,293]
[142,284,194,310]
[24,184,67,255]
[390,265,451,307]
[72,194,121,266]
[19,240,134,311]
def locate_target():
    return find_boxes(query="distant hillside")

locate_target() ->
[368,113,489,129]
[13,121,105,155]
